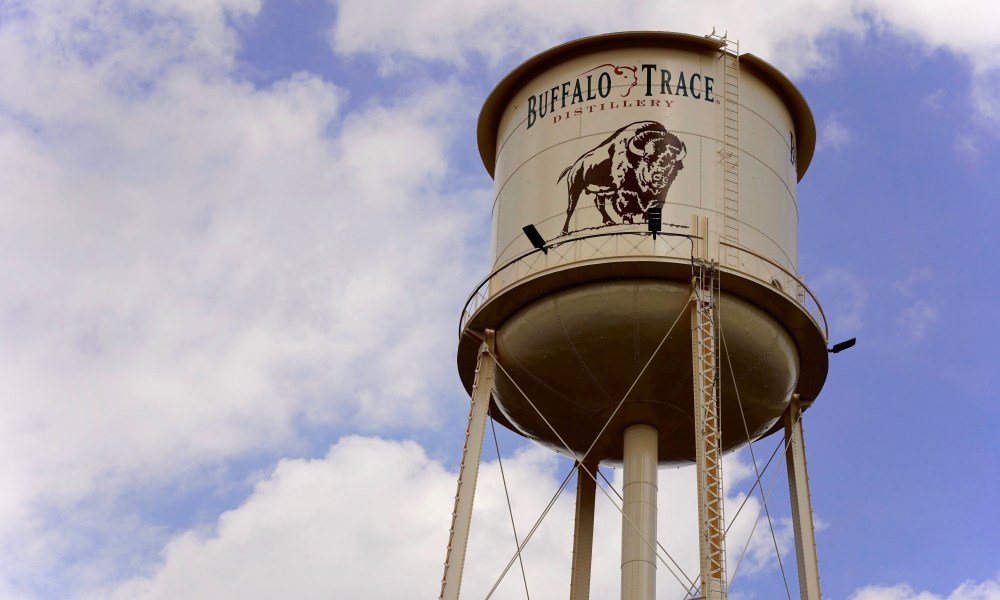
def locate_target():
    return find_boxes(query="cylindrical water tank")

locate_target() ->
[458,32,828,464]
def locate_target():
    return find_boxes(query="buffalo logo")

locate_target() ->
[557,121,686,235]
[581,64,638,97]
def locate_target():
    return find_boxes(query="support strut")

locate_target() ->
[570,461,598,600]
[785,395,822,600]
[440,330,496,600]
[621,424,658,600]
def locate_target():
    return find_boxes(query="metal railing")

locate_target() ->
[719,241,828,340]
[458,232,827,341]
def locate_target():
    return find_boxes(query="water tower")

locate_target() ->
[440,31,831,600]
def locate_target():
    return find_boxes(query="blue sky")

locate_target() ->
[0,1,997,599]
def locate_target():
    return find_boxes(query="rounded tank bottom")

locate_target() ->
[492,278,800,464]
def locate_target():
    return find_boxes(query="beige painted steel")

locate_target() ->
[785,396,823,600]
[570,462,598,600]
[479,32,813,290]
[440,332,496,600]
[716,38,741,268]
[490,279,800,463]
[453,31,831,600]
[463,32,828,466]
[691,267,727,600]
[621,425,658,600]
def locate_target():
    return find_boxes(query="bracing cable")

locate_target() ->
[596,468,700,596]
[484,465,576,600]
[720,327,793,600]
[490,417,531,600]
[727,426,799,593]
[685,434,794,597]
[489,357,696,595]
[578,300,692,464]
[589,464,696,593]
[724,440,784,538]
[486,298,698,595]
[481,242,701,598]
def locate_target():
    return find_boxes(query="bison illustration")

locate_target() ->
[557,121,686,235]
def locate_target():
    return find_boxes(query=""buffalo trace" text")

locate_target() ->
[527,63,715,129]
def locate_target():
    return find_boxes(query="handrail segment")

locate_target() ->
[458,232,827,339]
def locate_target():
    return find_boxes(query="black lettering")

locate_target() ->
[561,82,570,108]
[586,75,597,100]
[676,72,688,97]
[598,72,612,98]
[660,69,672,95]
[704,76,714,102]
[690,73,701,99]
[641,64,656,96]
[572,80,584,104]
[527,95,536,129]
[549,86,559,113]
[539,91,548,118]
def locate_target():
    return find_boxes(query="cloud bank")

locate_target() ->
[1,0,995,597]
[1,1,480,593]
[92,436,796,599]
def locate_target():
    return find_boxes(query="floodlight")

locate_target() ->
[829,338,857,354]
[647,207,662,239]
[522,224,547,254]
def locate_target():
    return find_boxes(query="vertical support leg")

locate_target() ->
[785,395,822,600]
[570,461,598,600]
[440,331,497,600]
[621,424,658,600]
[692,264,727,600]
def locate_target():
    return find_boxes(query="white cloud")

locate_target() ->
[810,268,868,337]
[817,116,853,152]
[951,578,1000,600]
[326,0,1000,128]
[922,89,945,111]
[893,269,936,341]
[327,0,867,76]
[897,300,937,341]
[850,584,943,600]
[848,576,1000,600]
[955,132,980,160]
[2,1,992,597]
[864,1,1000,68]
[94,436,455,600]
[895,267,933,296]
[86,436,799,599]
[0,1,483,591]
[970,65,1000,125]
